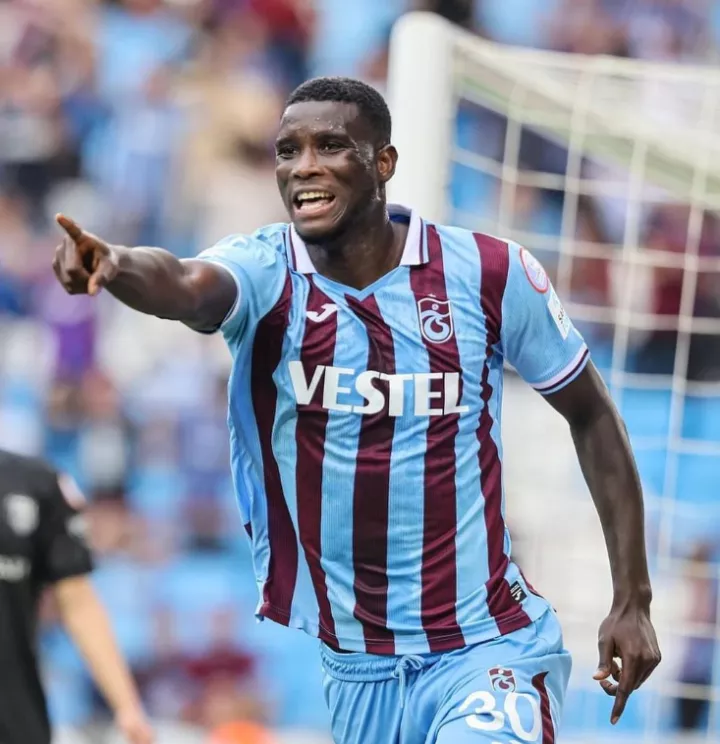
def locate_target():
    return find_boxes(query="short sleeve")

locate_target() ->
[196,231,288,341]
[35,473,93,584]
[501,243,589,395]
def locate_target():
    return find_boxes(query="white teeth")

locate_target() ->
[297,191,332,202]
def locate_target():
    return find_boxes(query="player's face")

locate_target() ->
[275,101,397,243]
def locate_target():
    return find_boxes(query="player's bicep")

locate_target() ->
[501,244,589,395]
[36,473,92,584]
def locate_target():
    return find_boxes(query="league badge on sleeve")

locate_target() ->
[488,666,517,693]
[520,248,549,293]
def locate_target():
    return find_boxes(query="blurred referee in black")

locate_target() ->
[0,448,153,744]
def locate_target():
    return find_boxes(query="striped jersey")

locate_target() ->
[198,205,589,655]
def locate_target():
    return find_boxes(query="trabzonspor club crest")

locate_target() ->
[488,666,517,693]
[417,297,454,344]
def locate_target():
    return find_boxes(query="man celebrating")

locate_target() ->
[52,76,660,743]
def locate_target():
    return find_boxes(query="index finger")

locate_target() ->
[611,660,639,724]
[55,213,85,242]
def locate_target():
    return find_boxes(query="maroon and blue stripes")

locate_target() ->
[250,225,541,652]
[295,279,340,648]
[345,294,397,655]
[252,272,298,624]
[474,233,532,637]
[532,672,557,743]
[409,224,465,652]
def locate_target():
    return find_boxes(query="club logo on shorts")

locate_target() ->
[417,297,454,344]
[4,493,39,537]
[520,248,549,293]
[488,666,517,693]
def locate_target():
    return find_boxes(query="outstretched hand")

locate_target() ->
[53,213,119,296]
[594,604,661,724]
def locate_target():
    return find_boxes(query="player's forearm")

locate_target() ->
[56,578,143,715]
[109,246,202,321]
[570,405,652,608]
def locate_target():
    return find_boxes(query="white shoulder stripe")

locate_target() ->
[202,258,243,330]
[532,344,589,393]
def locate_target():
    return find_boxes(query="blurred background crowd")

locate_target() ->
[0,0,719,742]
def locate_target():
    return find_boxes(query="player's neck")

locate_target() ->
[305,207,408,290]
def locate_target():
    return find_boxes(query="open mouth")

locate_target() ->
[293,190,336,217]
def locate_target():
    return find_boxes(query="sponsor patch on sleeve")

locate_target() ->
[547,288,571,339]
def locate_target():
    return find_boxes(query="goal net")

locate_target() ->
[388,12,720,743]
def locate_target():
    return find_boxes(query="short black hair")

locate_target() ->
[285,76,392,147]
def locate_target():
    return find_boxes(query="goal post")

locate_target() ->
[388,11,720,742]
[388,12,720,219]
[386,12,455,221]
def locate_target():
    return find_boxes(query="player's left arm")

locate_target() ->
[545,366,661,723]
[500,243,661,725]
[36,472,153,744]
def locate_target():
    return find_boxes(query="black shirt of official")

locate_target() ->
[0,450,93,744]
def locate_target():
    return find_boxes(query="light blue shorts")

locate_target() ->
[321,609,571,744]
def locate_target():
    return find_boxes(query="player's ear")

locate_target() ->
[376,144,398,184]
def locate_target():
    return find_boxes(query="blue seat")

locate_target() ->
[449,163,497,222]
[675,453,719,503]
[683,396,720,441]
[561,683,650,736]
[633,448,667,496]
[621,388,672,440]
[156,553,258,652]
[586,341,613,375]
[126,465,187,519]
[91,559,154,663]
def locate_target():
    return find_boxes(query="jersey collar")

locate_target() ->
[288,204,427,273]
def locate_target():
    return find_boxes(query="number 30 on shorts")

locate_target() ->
[458,690,542,741]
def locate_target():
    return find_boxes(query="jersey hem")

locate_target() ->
[258,597,550,656]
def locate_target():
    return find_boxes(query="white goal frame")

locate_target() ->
[387,12,720,221]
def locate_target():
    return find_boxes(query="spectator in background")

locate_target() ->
[81,0,195,246]
[76,369,132,499]
[634,206,720,380]
[476,0,559,48]
[620,0,708,63]
[309,0,408,79]
[675,543,718,733]
[546,0,628,56]
[415,0,475,29]
[247,0,313,90]
[0,1,69,227]
[0,193,38,315]
[178,4,286,244]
